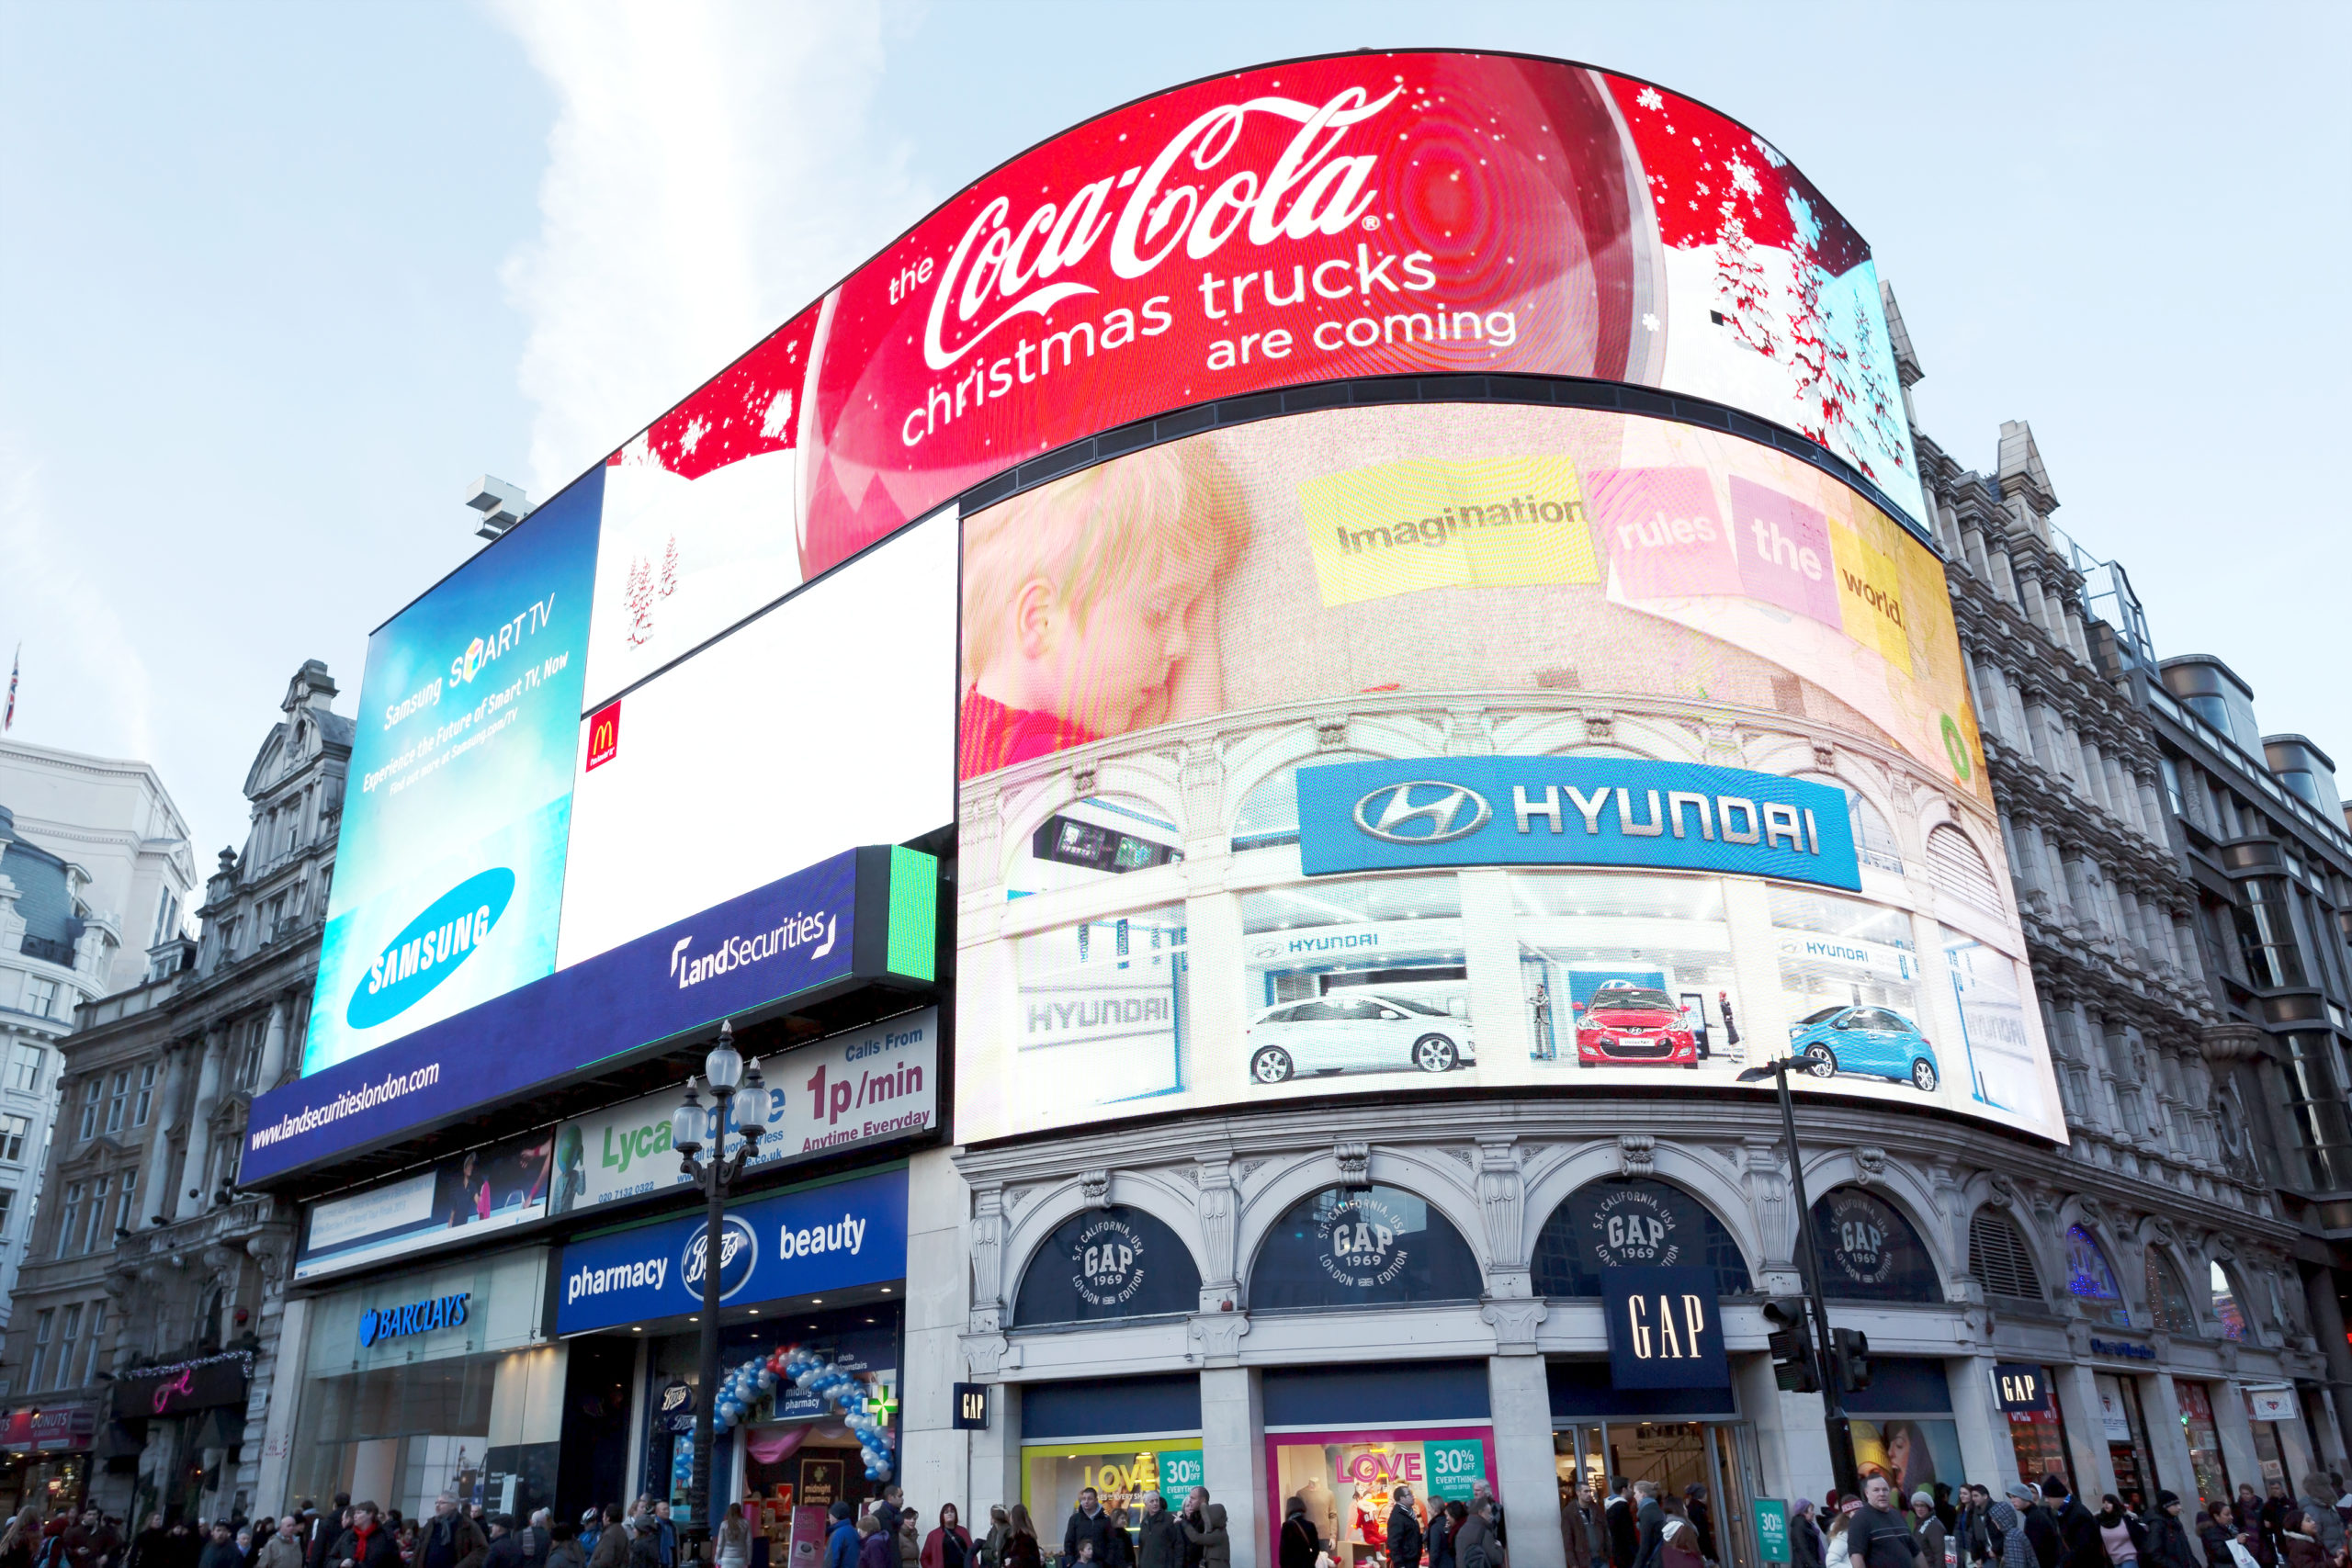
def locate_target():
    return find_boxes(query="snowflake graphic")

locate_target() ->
[681,415,709,455]
[760,389,794,441]
[1751,134,1786,169]
[1636,86,1663,110]
[1642,312,1660,333]
[1728,157,1761,199]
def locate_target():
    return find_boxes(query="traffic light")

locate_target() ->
[1764,1298,1817,1393]
[1832,1326,1871,1391]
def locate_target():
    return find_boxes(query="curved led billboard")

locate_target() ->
[951,400,2064,1144]
[582,51,1925,709]
[264,51,1964,1179]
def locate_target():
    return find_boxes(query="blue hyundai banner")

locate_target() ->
[555,1167,909,1334]
[1603,1264,1730,1389]
[245,849,865,1183]
[1296,757,1860,890]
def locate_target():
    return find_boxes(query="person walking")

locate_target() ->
[2278,1512,2324,1568]
[1001,1509,1041,1568]
[1658,1520,1702,1568]
[1427,1503,1453,1568]
[1066,1495,1125,1568]
[1176,1495,1210,1568]
[1913,1494,1948,1568]
[922,1506,974,1568]
[544,1528,582,1568]
[1278,1500,1320,1568]
[1387,1487,1423,1568]
[1843,1477,1920,1568]
[1557,1489,1589,1568]
[586,1513,628,1568]
[1177,1507,1226,1568]
[1986,1499,2030,1568]
[1473,1485,1509,1562]
[2039,1480,2100,1568]
[1632,1483,1667,1568]
[711,1510,752,1568]
[261,1527,304,1568]
[1607,1483,1638,1568]
[1792,1503,1825,1568]
[978,1511,1009,1568]
[854,1518,894,1568]
[1135,1497,1179,1568]
[330,1507,401,1568]
[1456,1501,1503,1568]
[2294,1484,2343,1559]
[2137,1496,2192,1568]
[2091,1497,2141,1568]
[419,1499,487,1568]
[1684,1488,1715,1566]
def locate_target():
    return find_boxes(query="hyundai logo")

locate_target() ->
[1351,782,1492,844]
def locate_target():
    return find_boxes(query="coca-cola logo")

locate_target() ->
[922,85,1401,371]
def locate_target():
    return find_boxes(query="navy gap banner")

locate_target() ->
[1297,757,1860,890]
[1603,1264,1730,1389]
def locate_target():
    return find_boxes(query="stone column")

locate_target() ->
[2211,1380,2265,1501]
[175,1028,229,1220]
[2053,1360,2120,1497]
[1948,1354,2011,1491]
[1487,1353,1566,1568]
[2299,1267,2352,1462]
[137,1043,195,1225]
[1200,1368,1264,1568]
[2144,1372,2201,1503]
[252,1292,310,1515]
[254,996,291,1090]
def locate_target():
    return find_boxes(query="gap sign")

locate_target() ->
[1602,1264,1729,1389]
[1296,758,1860,890]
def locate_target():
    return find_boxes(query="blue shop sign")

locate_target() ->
[360,1291,470,1348]
[1296,757,1860,890]
[556,1167,908,1334]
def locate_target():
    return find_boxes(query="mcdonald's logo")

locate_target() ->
[586,700,622,772]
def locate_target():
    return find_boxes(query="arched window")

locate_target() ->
[1966,1209,2044,1303]
[1800,778,1905,874]
[2210,1260,2248,1342]
[1249,1185,1481,1311]
[1231,753,1378,852]
[2064,1225,2132,1327]
[1012,1205,1202,1327]
[1810,1189,1941,1303]
[1927,825,2004,916]
[1530,1178,1754,1299]
[2146,1250,2199,1337]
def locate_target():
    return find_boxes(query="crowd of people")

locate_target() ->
[1554,1469,2352,1568]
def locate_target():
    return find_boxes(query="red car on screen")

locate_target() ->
[1575,981,1699,1068]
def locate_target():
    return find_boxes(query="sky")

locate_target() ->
[1,0,2346,871]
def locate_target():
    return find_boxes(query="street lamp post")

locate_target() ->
[672,1020,766,1550]
[1737,1054,1861,1495]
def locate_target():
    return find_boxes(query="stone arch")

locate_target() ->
[997,1168,1213,1322]
[1528,1171,1757,1298]
[2054,1201,2135,1328]
[989,754,1193,886]
[1518,1140,1770,1280]
[1788,1150,1954,1295]
[1961,1196,2053,1304]
[1234,1145,1487,1309]
[1793,770,1907,874]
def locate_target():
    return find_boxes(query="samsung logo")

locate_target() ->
[348,867,515,1029]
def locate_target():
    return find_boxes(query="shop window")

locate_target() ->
[1012,795,1183,897]
[1809,1189,1941,1303]
[2145,1250,2199,1337]
[1231,753,1379,852]
[1239,876,1467,1067]
[2064,1225,2132,1327]
[1249,1185,1481,1311]
[1770,889,1924,1065]
[1926,825,2004,916]
[2210,1261,2248,1341]
[1510,873,1737,1069]
[1529,1177,1753,1299]
[1966,1210,2044,1303]
[2175,1380,2233,1506]
[1011,1204,1203,1326]
[1006,899,1190,1114]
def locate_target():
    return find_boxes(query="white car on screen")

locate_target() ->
[1245,992,1475,1083]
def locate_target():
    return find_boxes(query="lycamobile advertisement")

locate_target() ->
[551,1008,938,1214]
[580,51,1920,682]
[555,1166,909,1334]
[246,846,937,1183]
[306,468,604,1073]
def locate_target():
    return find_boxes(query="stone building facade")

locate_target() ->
[0,661,348,1522]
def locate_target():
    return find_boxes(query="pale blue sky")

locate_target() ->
[2,0,2346,863]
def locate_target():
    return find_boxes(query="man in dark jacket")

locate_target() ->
[197,1524,243,1568]
[1136,1497,1182,1568]
[1387,1488,1423,1568]
[586,1512,628,1568]
[1472,1485,1507,1556]
[2141,1494,2198,1568]
[483,1520,525,1568]
[1606,1482,1638,1568]
[1066,1493,1126,1568]
[1630,1483,1666,1568]
[421,1498,489,1568]
[2040,1480,2101,1568]
[1177,1492,1212,1568]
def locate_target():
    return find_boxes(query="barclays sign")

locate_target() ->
[1298,757,1861,891]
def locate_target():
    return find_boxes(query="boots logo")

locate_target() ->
[1070,1215,1149,1308]
[1317,1192,1413,1290]
[348,867,514,1029]
[682,1216,760,1302]
[922,84,1401,371]
[1352,782,1490,844]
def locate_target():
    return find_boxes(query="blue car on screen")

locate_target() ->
[1788,1004,1940,1092]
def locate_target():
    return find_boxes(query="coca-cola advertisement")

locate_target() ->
[578,51,1923,705]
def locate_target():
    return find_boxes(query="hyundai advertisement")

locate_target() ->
[952,402,2064,1144]
[307,467,605,1073]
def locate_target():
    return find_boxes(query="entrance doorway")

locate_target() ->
[1555,1423,1760,1568]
